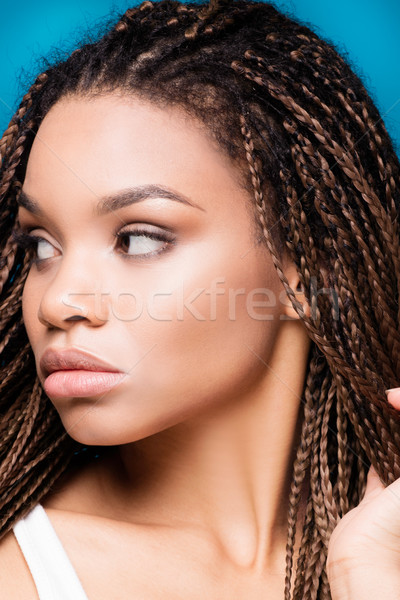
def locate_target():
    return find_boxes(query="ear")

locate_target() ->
[280,261,311,321]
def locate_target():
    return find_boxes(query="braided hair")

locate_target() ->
[1,1,399,598]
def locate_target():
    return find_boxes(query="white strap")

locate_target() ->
[12,504,89,600]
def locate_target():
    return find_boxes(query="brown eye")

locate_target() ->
[115,227,175,259]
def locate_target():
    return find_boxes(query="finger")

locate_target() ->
[363,465,384,500]
[385,387,400,410]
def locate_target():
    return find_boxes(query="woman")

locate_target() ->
[0,1,399,598]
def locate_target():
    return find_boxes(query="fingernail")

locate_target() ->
[385,388,400,396]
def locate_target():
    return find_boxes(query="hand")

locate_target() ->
[326,389,400,600]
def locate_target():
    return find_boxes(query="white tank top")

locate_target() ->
[12,503,89,600]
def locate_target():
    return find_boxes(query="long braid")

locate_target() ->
[231,22,400,595]
[284,349,329,598]
[291,363,331,592]
[0,72,48,169]
[240,99,345,599]
[290,127,398,382]
[0,73,49,298]
[233,63,400,443]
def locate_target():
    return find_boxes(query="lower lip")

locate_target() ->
[43,370,126,398]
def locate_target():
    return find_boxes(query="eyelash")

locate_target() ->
[11,227,175,265]
[114,228,175,260]
[11,230,44,266]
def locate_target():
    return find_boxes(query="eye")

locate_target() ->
[11,229,58,265]
[36,239,55,260]
[114,227,175,259]
[11,225,176,266]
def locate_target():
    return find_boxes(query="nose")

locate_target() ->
[37,259,110,330]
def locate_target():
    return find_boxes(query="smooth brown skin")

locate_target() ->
[1,95,313,598]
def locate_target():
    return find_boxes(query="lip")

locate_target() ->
[40,347,124,378]
[43,370,126,399]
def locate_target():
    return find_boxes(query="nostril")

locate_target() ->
[65,315,86,321]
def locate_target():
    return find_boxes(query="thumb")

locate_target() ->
[385,387,400,410]
[362,465,384,501]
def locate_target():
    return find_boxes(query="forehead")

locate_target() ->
[21,94,254,227]
[26,93,242,185]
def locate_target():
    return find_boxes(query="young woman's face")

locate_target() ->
[18,94,294,445]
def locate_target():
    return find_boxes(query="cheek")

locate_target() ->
[119,241,283,412]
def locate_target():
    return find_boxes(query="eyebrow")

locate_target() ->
[16,184,205,216]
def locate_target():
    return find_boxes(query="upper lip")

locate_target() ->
[40,347,123,378]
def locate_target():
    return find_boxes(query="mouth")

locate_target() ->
[40,347,126,398]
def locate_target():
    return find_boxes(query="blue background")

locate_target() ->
[1,1,399,154]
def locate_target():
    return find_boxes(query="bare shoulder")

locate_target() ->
[0,526,39,599]
[0,456,97,600]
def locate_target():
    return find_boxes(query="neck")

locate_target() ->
[99,320,311,572]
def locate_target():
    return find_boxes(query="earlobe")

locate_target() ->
[280,262,311,321]
[281,283,311,321]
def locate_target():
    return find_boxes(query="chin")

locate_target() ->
[63,424,121,447]
[56,408,167,447]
